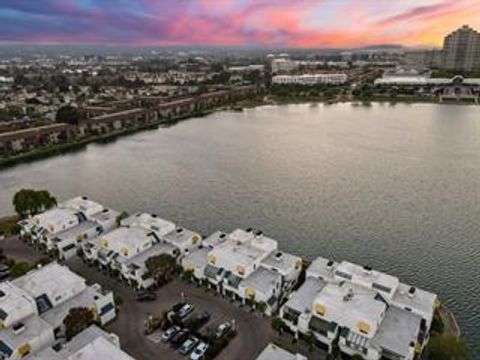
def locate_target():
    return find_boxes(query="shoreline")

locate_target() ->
[1,95,477,169]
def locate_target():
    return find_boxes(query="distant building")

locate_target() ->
[271,59,298,74]
[272,74,347,85]
[404,49,443,69]
[442,25,480,71]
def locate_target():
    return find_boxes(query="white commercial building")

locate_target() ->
[0,263,116,359]
[272,74,347,85]
[280,257,437,360]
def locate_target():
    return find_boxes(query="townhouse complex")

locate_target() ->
[0,262,117,359]
[18,196,441,360]
[27,325,134,360]
[280,257,437,360]
[182,228,302,315]
[0,85,262,157]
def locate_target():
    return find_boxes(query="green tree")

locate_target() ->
[56,105,81,125]
[428,334,471,360]
[13,189,57,217]
[10,262,32,278]
[145,254,178,286]
[63,307,95,340]
[271,316,285,334]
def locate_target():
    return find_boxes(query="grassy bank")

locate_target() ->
[0,215,20,237]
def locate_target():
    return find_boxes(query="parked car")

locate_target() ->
[215,322,231,339]
[135,291,156,302]
[161,325,181,342]
[177,303,195,319]
[185,311,210,331]
[190,342,209,360]
[172,301,186,312]
[0,264,10,281]
[179,335,199,355]
[170,329,189,348]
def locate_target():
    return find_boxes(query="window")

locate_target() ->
[372,282,392,294]
[100,303,115,316]
[335,271,352,280]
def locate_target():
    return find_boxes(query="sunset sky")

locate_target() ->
[1,0,480,48]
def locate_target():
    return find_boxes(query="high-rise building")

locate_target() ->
[442,25,480,71]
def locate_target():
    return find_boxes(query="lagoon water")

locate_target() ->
[1,103,479,354]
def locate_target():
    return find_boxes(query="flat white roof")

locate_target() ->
[163,227,200,247]
[13,262,86,308]
[314,282,386,338]
[61,197,104,217]
[335,261,399,297]
[373,306,422,357]
[66,336,134,360]
[100,226,156,258]
[262,251,301,273]
[121,213,175,236]
[284,277,326,314]
[0,282,37,326]
[202,230,228,248]
[0,315,53,351]
[256,343,307,360]
[240,268,282,294]
[32,208,79,233]
[392,283,437,318]
[306,257,338,282]
[209,229,277,268]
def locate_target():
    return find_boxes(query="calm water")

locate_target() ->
[1,103,479,354]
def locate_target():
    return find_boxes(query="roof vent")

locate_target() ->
[326,260,334,268]
[343,288,354,302]
[363,265,373,275]
[12,323,25,335]
[408,287,416,298]
[275,252,283,260]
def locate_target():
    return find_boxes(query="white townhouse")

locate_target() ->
[0,263,116,360]
[19,197,120,259]
[280,257,438,360]
[82,213,201,288]
[26,325,134,360]
[182,228,301,315]
[256,343,307,360]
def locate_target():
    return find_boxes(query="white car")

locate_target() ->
[161,325,180,342]
[190,342,209,360]
[177,303,195,319]
[179,336,199,355]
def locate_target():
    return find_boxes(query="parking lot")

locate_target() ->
[64,255,275,360]
[0,236,325,360]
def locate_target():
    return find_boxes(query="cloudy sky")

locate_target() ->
[1,0,479,47]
